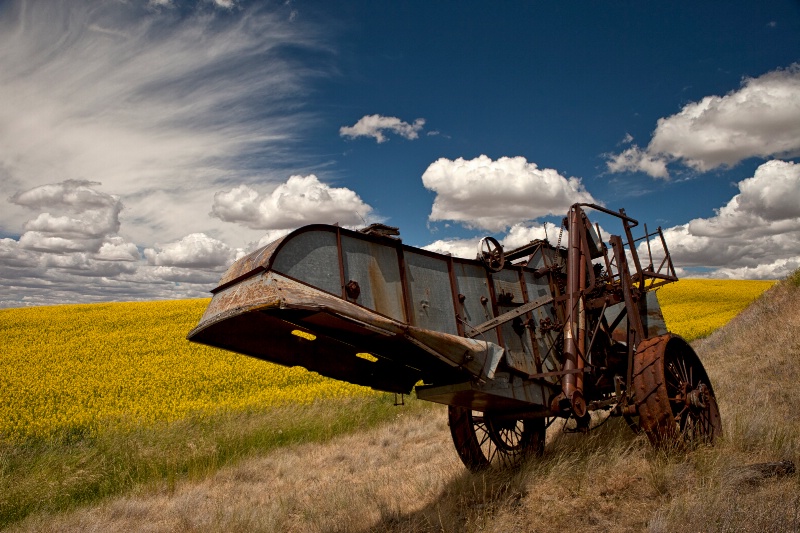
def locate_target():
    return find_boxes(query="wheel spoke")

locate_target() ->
[633,335,721,449]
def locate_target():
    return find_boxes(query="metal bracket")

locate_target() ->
[465,295,553,338]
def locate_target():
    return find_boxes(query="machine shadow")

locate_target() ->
[361,416,642,532]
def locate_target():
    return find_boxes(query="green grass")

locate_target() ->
[0,395,431,528]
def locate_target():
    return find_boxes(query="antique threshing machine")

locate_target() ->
[188,203,722,470]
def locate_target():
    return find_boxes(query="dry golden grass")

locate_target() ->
[9,278,799,532]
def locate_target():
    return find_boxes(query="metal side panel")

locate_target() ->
[604,292,667,344]
[492,269,537,375]
[453,262,498,345]
[272,229,341,296]
[524,271,562,377]
[403,251,458,335]
[641,291,668,338]
[341,234,405,322]
[416,373,556,412]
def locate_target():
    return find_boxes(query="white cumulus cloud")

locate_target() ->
[422,155,596,232]
[652,160,800,279]
[10,180,124,254]
[607,64,800,177]
[210,175,375,230]
[339,114,426,143]
[144,233,237,269]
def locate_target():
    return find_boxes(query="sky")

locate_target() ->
[1,0,799,307]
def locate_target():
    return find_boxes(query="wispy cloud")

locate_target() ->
[0,0,331,245]
[340,114,426,143]
[0,0,334,306]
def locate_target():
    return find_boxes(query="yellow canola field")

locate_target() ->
[0,279,776,443]
[0,299,376,442]
[658,278,776,342]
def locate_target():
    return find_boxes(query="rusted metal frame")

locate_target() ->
[607,305,628,336]
[484,269,506,349]
[403,334,459,368]
[657,227,678,280]
[335,226,347,300]
[643,223,654,265]
[620,209,645,292]
[446,255,466,337]
[574,203,640,227]
[583,300,608,370]
[269,268,411,325]
[395,242,414,326]
[518,270,544,373]
[610,235,646,398]
[631,225,678,289]
[581,221,598,294]
[538,329,563,378]
[562,206,587,411]
[526,367,587,379]
[211,265,266,294]
[466,294,554,338]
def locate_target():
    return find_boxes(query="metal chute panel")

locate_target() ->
[523,270,562,378]
[453,262,499,345]
[403,251,459,335]
[491,268,538,376]
[341,234,406,322]
[271,229,341,297]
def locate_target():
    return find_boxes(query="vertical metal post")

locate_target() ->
[335,226,346,299]
[610,235,646,392]
[562,206,587,417]
[446,255,465,337]
[396,244,414,326]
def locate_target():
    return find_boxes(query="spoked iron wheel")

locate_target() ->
[633,334,722,448]
[448,406,545,471]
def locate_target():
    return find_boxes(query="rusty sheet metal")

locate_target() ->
[454,262,498,344]
[214,235,287,291]
[606,291,668,344]
[416,371,557,413]
[404,251,459,335]
[523,270,561,379]
[189,270,506,384]
[341,234,406,322]
[272,230,341,296]
[491,269,538,376]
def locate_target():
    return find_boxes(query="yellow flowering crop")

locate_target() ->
[658,278,776,341]
[0,278,775,443]
[0,299,377,443]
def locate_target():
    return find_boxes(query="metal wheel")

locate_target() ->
[633,334,722,448]
[448,406,545,471]
[477,237,505,272]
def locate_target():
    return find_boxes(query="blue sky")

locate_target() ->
[1,0,799,306]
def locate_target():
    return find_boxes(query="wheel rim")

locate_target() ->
[633,334,722,448]
[448,406,544,471]
[665,354,718,443]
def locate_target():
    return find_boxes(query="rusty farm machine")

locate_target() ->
[188,203,722,470]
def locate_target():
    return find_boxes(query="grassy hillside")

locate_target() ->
[0,278,785,530]
[10,276,795,533]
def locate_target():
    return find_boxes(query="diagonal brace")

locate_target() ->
[465,295,553,338]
